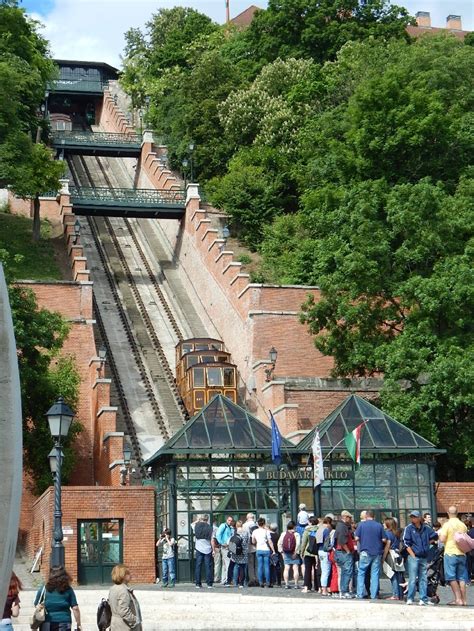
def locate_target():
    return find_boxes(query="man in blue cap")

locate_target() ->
[403,510,438,605]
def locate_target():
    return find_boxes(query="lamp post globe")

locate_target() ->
[46,397,74,568]
[46,396,74,439]
[269,347,278,365]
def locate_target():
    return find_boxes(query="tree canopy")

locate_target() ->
[0,0,63,236]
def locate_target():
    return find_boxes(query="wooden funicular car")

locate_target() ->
[175,338,238,416]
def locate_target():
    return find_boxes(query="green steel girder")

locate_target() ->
[69,186,186,211]
[52,131,141,148]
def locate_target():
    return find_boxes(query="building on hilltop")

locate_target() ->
[407,12,470,39]
[230,4,261,28]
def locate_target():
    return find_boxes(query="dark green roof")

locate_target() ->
[297,395,443,455]
[144,394,294,464]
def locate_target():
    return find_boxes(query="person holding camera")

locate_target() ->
[156,528,176,588]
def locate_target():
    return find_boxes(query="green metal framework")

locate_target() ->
[52,131,141,147]
[69,186,186,209]
[297,394,443,455]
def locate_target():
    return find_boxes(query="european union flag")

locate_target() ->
[270,411,282,467]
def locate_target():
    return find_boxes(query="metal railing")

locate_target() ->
[52,131,141,146]
[52,80,109,93]
[69,186,186,207]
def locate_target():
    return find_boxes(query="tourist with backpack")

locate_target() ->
[318,516,334,595]
[277,520,302,589]
[156,528,176,588]
[252,517,276,588]
[300,516,320,593]
[228,521,249,588]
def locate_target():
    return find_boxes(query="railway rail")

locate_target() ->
[67,153,189,449]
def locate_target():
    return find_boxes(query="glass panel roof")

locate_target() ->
[145,394,294,462]
[297,395,438,454]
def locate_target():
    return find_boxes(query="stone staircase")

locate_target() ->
[13,586,472,630]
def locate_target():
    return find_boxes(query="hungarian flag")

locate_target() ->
[344,422,365,466]
[311,429,324,487]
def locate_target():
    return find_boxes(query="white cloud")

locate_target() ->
[29,1,268,69]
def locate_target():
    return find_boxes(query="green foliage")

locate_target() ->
[237,254,252,265]
[0,213,62,280]
[299,36,474,191]
[207,147,293,249]
[245,0,413,65]
[7,281,81,495]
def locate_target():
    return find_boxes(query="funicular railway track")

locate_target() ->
[68,153,188,444]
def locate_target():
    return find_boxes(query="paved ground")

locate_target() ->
[12,578,474,630]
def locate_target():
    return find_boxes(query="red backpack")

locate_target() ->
[282,531,296,553]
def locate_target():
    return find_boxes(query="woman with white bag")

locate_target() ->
[383,517,405,600]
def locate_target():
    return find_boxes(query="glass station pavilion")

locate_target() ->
[145,394,442,581]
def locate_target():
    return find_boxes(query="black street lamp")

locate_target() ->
[46,396,74,567]
[265,347,278,382]
[120,440,132,486]
[182,158,189,188]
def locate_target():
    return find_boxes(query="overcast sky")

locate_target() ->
[21,0,473,69]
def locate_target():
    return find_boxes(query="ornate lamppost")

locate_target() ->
[46,397,74,567]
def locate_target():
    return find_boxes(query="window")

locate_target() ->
[187,356,199,368]
[193,390,205,410]
[193,367,205,387]
[182,343,193,355]
[223,368,235,387]
[207,367,223,386]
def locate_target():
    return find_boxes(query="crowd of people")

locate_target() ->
[183,504,474,605]
[1,505,472,630]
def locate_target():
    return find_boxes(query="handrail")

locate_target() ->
[69,186,186,207]
[52,130,140,145]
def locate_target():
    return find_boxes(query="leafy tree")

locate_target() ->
[207,146,296,249]
[298,178,473,478]
[7,142,65,241]
[1,256,81,495]
[245,0,413,65]
[299,35,474,190]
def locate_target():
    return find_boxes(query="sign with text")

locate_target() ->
[264,467,354,481]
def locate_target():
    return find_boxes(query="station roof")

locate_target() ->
[144,394,294,462]
[297,394,444,455]
[54,59,119,75]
